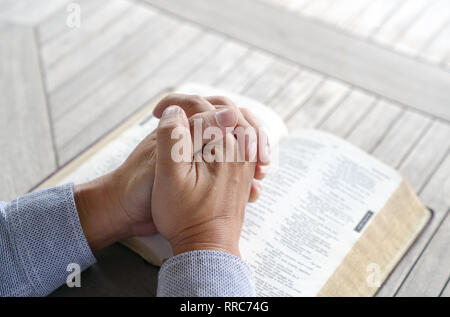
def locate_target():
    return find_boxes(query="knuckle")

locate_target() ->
[189,94,205,105]
[240,107,261,126]
[216,96,235,106]
[158,121,179,134]
[160,93,178,104]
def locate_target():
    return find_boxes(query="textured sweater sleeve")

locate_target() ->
[0,184,254,297]
[0,184,96,296]
[157,250,255,297]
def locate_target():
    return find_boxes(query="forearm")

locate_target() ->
[0,182,255,297]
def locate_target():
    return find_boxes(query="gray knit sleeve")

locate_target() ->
[157,250,255,297]
[0,184,96,296]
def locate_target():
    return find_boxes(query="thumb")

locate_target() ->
[156,105,192,175]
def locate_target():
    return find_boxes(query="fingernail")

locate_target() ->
[215,109,236,127]
[163,105,182,117]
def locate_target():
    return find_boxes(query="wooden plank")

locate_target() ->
[109,33,227,114]
[285,78,350,131]
[372,111,432,168]
[45,3,156,92]
[37,0,106,44]
[320,0,370,27]
[0,0,69,25]
[377,153,450,296]
[56,31,224,164]
[300,0,335,20]
[398,120,450,192]
[49,13,179,120]
[373,121,450,296]
[343,0,402,38]
[395,213,450,297]
[0,23,56,200]
[394,0,450,56]
[420,154,450,213]
[319,89,375,137]
[41,0,131,68]
[419,23,450,64]
[281,0,311,12]
[442,281,450,297]
[346,100,402,152]
[268,69,323,120]
[186,40,249,85]
[371,0,430,47]
[215,50,274,93]
[143,0,450,122]
[54,23,201,153]
[245,59,298,103]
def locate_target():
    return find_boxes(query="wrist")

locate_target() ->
[74,174,130,251]
[169,224,241,258]
[172,242,241,258]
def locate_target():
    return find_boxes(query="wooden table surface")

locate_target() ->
[0,0,448,297]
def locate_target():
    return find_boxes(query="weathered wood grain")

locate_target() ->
[37,0,106,44]
[394,1,450,56]
[268,69,323,120]
[419,23,450,64]
[45,3,156,92]
[54,23,201,154]
[300,0,334,20]
[215,50,274,93]
[245,59,298,103]
[57,31,225,164]
[186,40,249,85]
[49,13,179,120]
[346,100,403,152]
[372,111,432,168]
[41,0,131,68]
[281,0,311,12]
[396,212,450,297]
[0,0,69,26]
[398,120,450,192]
[371,0,430,47]
[319,89,376,137]
[442,280,450,297]
[286,79,350,131]
[0,23,56,200]
[320,0,369,27]
[144,0,450,121]
[343,0,402,38]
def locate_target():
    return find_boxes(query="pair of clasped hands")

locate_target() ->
[74,94,270,258]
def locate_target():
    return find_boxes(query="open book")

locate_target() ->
[35,83,431,296]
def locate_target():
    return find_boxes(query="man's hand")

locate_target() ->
[74,94,270,252]
[152,105,256,257]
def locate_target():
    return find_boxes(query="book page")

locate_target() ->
[239,129,402,296]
